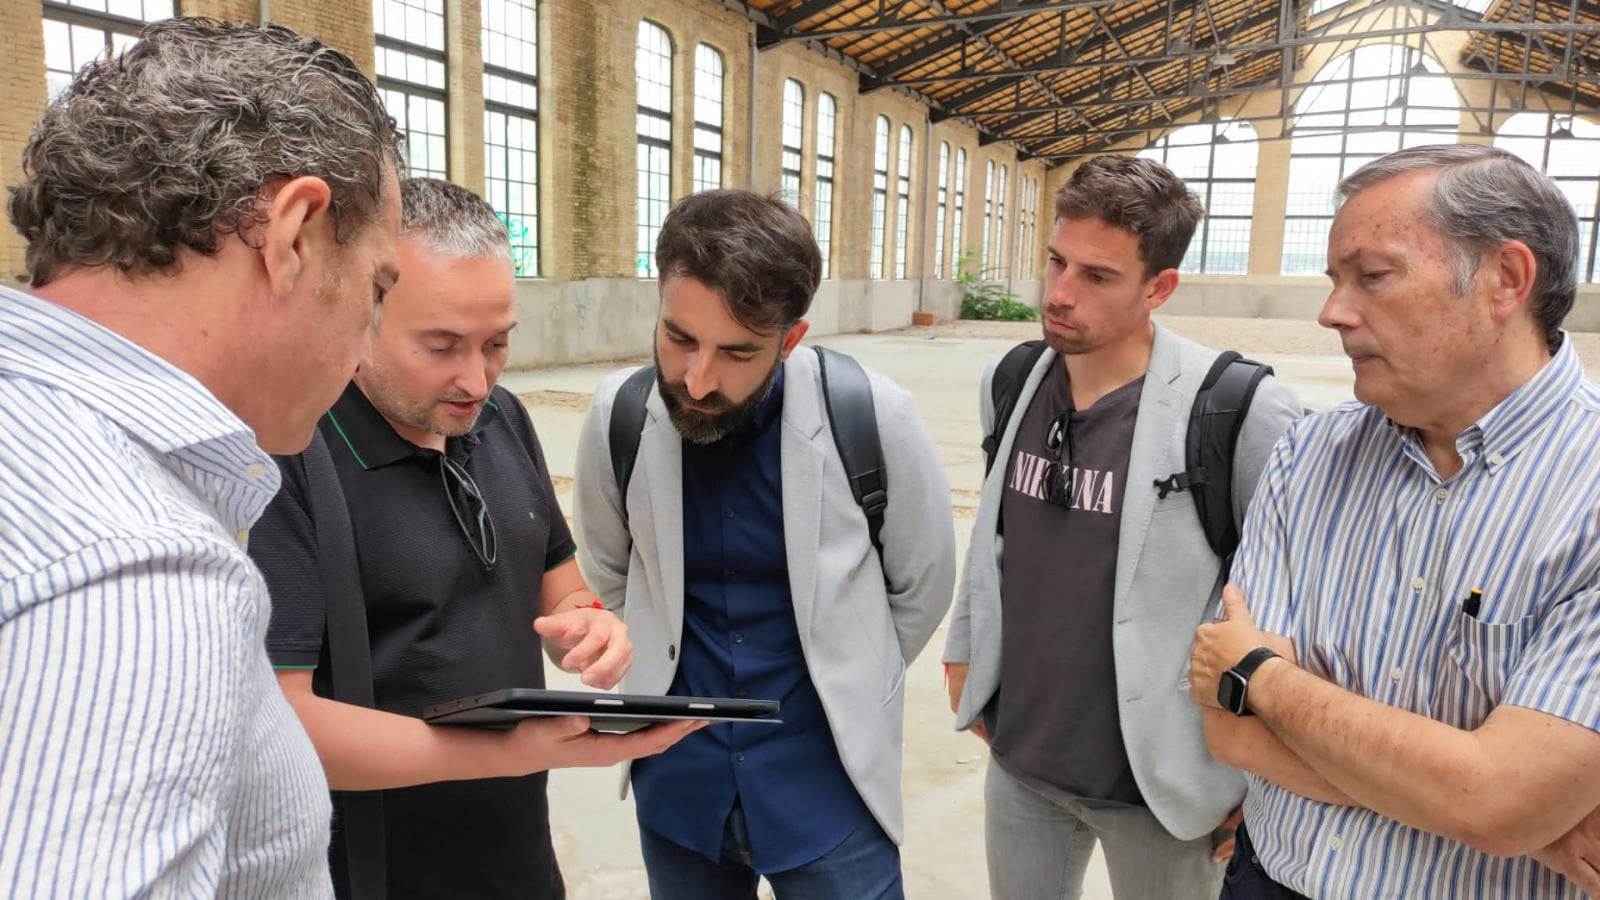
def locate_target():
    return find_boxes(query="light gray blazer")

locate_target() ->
[573,345,957,845]
[943,323,1302,841]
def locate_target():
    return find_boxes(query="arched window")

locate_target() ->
[1496,112,1600,283]
[934,142,950,279]
[1016,177,1038,279]
[982,160,995,272]
[952,148,968,275]
[1139,120,1259,274]
[894,125,913,279]
[815,93,837,278]
[994,165,1009,277]
[635,21,673,278]
[870,116,890,280]
[780,79,804,205]
[375,0,448,179]
[1282,45,1458,274]
[482,0,539,276]
[693,45,724,193]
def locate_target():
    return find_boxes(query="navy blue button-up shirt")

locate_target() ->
[631,370,875,872]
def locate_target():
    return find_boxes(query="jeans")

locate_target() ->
[984,758,1225,900]
[1219,821,1313,900]
[638,801,903,900]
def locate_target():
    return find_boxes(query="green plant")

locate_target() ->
[955,250,1037,321]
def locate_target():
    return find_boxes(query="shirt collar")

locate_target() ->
[0,285,278,526]
[324,380,504,470]
[1389,332,1583,476]
[1469,332,1582,473]
[0,285,257,453]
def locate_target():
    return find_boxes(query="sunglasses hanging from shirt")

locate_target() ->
[1044,404,1077,509]
[439,454,498,571]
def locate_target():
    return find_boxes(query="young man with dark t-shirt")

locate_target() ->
[944,155,1302,900]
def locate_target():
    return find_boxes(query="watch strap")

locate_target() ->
[1231,646,1281,680]
[1221,646,1282,717]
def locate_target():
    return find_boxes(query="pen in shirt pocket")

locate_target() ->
[1461,588,1483,619]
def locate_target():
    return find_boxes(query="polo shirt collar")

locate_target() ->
[323,381,503,470]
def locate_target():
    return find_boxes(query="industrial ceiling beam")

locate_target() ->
[927,0,1187,119]
[881,18,1598,89]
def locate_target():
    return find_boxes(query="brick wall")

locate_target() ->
[0,0,45,282]
[0,0,1083,293]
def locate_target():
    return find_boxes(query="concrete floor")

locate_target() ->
[498,314,1366,900]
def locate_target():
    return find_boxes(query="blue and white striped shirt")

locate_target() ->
[1234,336,1600,899]
[0,286,333,898]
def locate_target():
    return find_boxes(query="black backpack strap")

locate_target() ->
[982,340,1048,475]
[301,429,386,900]
[608,365,657,525]
[815,347,888,559]
[1153,351,1272,561]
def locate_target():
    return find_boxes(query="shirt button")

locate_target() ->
[725,509,735,519]
[1434,488,1448,502]
[733,632,744,644]
[245,462,267,479]
[1488,452,1505,466]
[1390,667,1404,682]
[234,529,249,548]
[735,752,746,762]
[736,688,748,697]
[1411,576,1425,592]
[1329,835,1343,850]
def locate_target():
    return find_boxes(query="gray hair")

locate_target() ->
[399,178,511,262]
[1338,144,1578,353]
[7,17,403,287]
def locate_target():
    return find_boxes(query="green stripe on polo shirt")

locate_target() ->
[325,410,369,470]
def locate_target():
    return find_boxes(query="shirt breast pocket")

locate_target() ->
[1444,613,1537,708]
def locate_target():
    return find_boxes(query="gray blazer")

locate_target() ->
[943,323,1302,841]
[573,345,957,845]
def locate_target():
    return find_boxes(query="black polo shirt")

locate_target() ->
[252,381,575,900]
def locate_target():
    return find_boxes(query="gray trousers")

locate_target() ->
[984,759,1225,900]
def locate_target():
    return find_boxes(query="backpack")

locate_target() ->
[981,340,1271,561]
[608,346,888,559]
[300,430,385,900]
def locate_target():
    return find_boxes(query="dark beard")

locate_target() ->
[654,346,782,445]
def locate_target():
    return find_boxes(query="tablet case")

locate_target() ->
[423,688,781,733]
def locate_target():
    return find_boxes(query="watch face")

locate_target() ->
[1218,671,1248,715]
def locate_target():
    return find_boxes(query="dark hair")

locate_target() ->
[1339,144,1578,353]
[8,17,403,287]
[1053,155,1204,277]
[655,190,821,333]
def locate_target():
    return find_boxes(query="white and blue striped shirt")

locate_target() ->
[0,286,333,897]
[1234,335,1600,899]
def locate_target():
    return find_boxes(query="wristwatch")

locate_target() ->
[1217,647,1281,717]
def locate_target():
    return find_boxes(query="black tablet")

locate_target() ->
[422,688,782,733]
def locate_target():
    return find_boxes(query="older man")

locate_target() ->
[1,19,401,896]
[1190,144,1600,899]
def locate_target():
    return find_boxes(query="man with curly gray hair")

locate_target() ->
[0,18,403,897]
